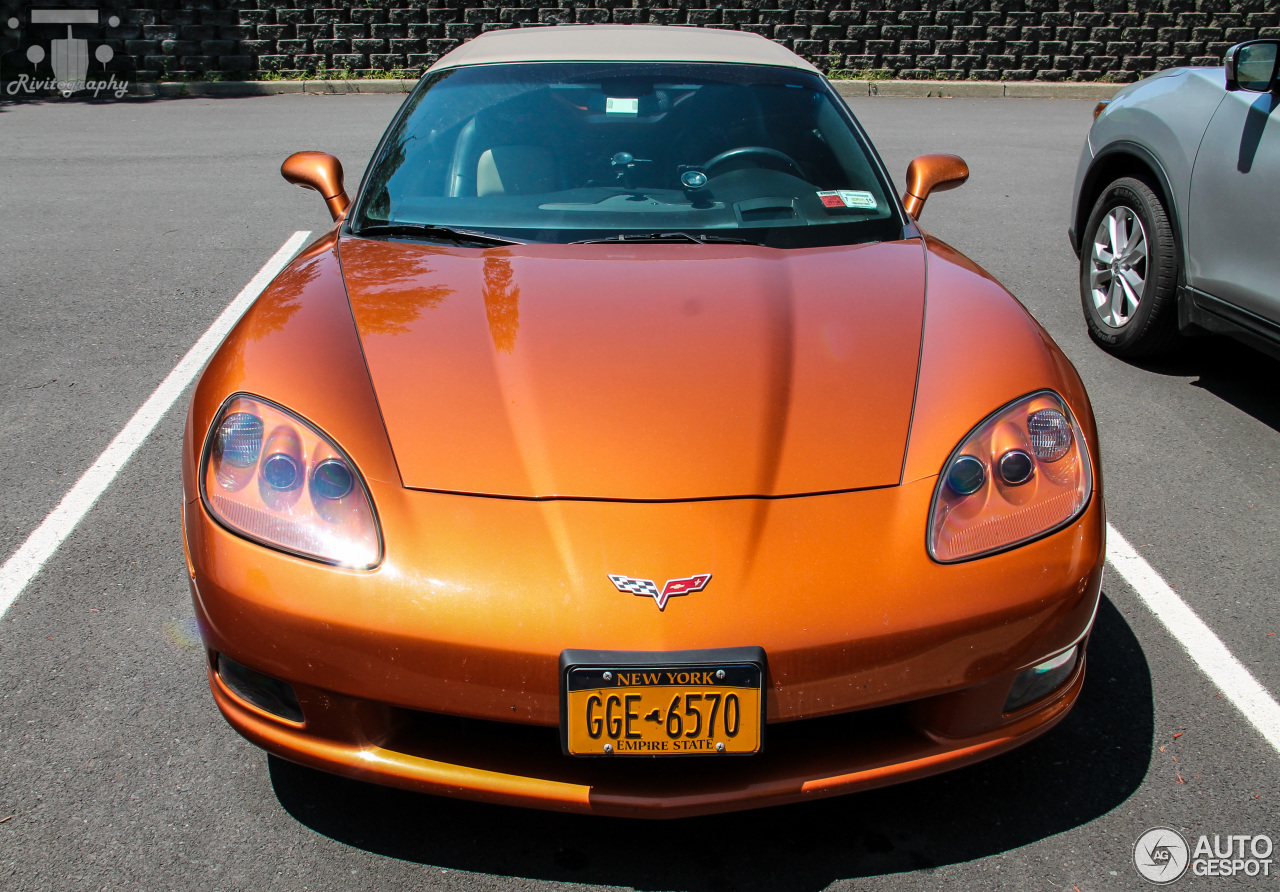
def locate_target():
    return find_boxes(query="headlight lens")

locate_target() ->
[928,391,1092,562]
[201,395,381,569]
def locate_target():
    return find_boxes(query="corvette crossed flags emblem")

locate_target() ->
[608,573,712,610]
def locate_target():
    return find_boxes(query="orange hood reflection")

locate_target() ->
[338,236,926,499]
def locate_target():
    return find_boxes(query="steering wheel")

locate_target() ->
[701,146,806,179]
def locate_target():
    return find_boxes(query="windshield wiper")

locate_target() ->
[570,231,760,245]
[353,223,523,247]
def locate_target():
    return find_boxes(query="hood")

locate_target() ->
[338,237,926,500]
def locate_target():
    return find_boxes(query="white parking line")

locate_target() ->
[0,231,311,620]
[1107,522,1280,754]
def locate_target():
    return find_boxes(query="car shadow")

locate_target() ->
[270,593,1151,890]
[1129,336,1280,434]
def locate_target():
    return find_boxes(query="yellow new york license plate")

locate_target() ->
[564,663,763,756]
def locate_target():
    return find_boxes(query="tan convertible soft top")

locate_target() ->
[428,25,820,73]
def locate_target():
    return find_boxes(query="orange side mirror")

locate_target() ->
[281,151,351,221]
[902,154,969,219]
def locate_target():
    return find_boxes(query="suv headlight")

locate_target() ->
[200,395,382,569]
[928,391,1092,562]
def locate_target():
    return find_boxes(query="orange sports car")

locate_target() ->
[182,25,1104,819]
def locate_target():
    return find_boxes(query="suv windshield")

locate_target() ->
[352,62,905,248]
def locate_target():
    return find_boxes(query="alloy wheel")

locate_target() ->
[1088,205,1148,328]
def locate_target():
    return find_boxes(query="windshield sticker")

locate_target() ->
[818,190,878,210]
[605,97,639,115]
[839,190,877,209]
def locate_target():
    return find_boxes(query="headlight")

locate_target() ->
[928,391,1092,562]
[200,395,382,569]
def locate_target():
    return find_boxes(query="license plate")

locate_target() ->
[561,649,765,756]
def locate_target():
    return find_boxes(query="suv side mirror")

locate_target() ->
[1226,40,1279,93]
[902,154,969,219]
[281,151,351,221]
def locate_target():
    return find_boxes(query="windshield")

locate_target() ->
[351,62,906,248]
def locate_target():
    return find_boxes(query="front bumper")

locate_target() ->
[185,475,1103,818]
[208,653,1084,818]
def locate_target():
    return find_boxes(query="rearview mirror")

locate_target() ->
[1226,40,1279,93]
[902,154,970,219]
[281,151,351,221]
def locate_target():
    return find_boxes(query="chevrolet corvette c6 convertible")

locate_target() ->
[182,25,1104,819]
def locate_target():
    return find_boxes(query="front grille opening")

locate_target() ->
[380,701,927,787]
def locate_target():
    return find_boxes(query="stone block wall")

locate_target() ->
[1,1,1275,86]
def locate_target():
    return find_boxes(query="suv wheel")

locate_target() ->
[1080,176,1180,358]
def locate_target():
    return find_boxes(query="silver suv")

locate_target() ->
[1069,40,1280,358]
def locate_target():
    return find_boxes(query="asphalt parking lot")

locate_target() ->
[1,90,1278,890]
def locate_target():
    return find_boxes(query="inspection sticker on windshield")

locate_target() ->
[817,190,878,210]
[605,97,639,115]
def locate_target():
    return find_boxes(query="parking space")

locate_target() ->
[0,92,1276,890]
